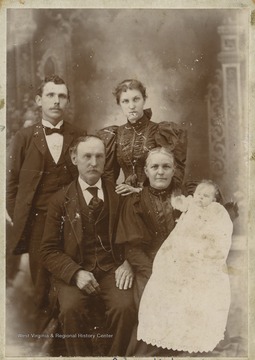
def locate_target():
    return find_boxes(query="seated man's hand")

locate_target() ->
[75,270,101,295]
[115,260,134,290]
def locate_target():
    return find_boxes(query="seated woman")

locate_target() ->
[116,147,180,356]
[97,79,187,196]
[138,180,233,354]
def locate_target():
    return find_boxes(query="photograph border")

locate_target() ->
[1,1,254,359]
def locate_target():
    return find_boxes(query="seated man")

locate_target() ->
[40,135,136,356]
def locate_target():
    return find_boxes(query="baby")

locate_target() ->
[171,179,220,211]
[137,180,233,353]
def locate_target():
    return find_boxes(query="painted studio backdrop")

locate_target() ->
[6,8,248,356]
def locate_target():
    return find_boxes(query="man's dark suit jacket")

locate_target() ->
[6,121,86,255]
[40,178,123,300]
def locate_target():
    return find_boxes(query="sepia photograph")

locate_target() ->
[1,1,254,359]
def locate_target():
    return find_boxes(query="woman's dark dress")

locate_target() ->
[98,109,187,188]
[116,185,177,305]
[115,185,180,356]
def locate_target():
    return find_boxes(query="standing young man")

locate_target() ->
[6,75,86,311]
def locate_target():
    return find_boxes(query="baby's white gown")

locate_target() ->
[137,201,233,353]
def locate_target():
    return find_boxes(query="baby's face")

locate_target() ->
[193,184,216,208]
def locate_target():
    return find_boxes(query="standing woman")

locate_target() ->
[97,79,187,195]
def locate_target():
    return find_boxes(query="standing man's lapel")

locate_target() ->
[62,123,78,156]
[32,123,48,156]
[32,121,78,157]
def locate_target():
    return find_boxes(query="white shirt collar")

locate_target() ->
[78,177,104,203]
[78,176,102,192]
[42,119,63,129]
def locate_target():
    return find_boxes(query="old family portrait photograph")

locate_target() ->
[2,1,254,359]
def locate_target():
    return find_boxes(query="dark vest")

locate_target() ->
[33,143,74,210]
[77,184,115,272]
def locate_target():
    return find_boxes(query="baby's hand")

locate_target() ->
[171,195,191,212]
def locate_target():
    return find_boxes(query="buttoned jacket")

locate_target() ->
[40,178,122,285]
[6,121,86,254]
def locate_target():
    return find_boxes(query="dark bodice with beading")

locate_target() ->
[116,115,159,186]
[116,185,176,259]
[97,109,187,188]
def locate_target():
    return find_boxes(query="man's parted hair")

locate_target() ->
[69,135,106,156]
[36,74,70,100]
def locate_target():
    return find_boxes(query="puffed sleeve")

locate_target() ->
[155,122,188,188]
[116,193,150,245]
[97,125,120,182]
[116,193,153,275]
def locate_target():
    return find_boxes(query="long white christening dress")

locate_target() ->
[137,201,233,353]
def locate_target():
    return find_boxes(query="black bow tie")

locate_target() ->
[43,125,64,135]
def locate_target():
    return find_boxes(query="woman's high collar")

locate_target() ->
[126,108,152,130]
[148,183,173,197]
